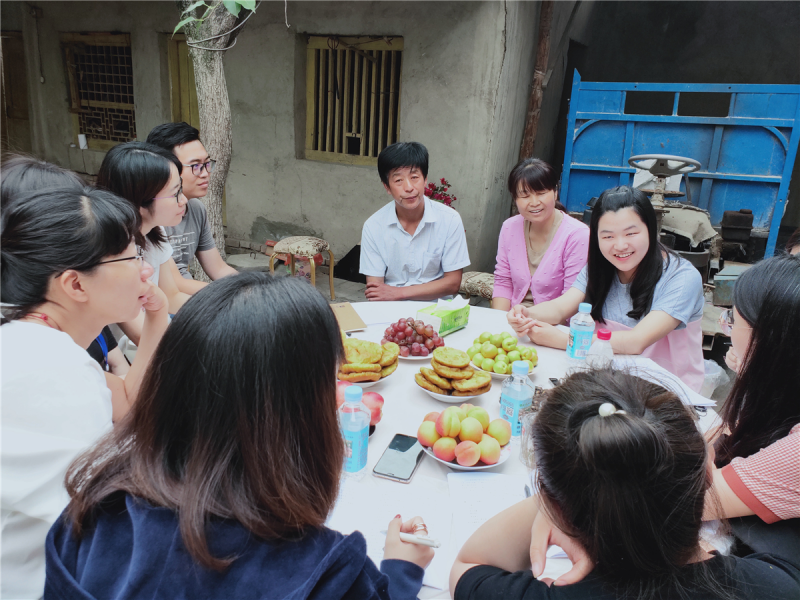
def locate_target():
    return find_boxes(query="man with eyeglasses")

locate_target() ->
[146,123,238,290]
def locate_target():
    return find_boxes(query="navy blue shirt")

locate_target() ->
[46,493,424,600]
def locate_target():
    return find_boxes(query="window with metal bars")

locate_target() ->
[305,36,402,166]
[62,33,137,151]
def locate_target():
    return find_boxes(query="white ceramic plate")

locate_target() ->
[398,353,435,361]
[352,380,381,388]
[471,361,536,380]
[416,384,488,403]
[423,444,512,471]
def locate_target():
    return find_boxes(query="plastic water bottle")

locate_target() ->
[500,361,535,439]
[566,302,595,365]
[586,329,614,369]
[339,386,370,480]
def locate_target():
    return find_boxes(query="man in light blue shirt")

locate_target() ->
[360,142,470,301]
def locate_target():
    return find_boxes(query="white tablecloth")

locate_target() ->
[331,301,717,599]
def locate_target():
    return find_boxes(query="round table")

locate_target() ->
[337,301,575,598]
[334,301,717,599]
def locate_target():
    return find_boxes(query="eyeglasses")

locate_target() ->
[153,182,184,204]
[719,308,751,336]
[183,159,216,177]
[97,248,145,267]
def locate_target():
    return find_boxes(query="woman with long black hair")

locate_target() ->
[46,273,433,599]
[508,186,705,391]
[707,254,800,522]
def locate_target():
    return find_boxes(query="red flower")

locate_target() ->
[440,178,446,184]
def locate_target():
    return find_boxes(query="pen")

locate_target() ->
[380,531,442,548]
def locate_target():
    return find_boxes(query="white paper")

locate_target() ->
[327,476,453,590]
[612,355,716,407]
[446,472,529,551]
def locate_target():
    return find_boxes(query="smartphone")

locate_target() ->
[372,434,425,484]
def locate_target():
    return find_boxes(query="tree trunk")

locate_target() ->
[519,0,554,161]
[177,1,251,280]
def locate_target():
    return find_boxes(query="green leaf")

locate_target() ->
[181,0,207,15]
[238,0,257,10]
[222,0,241,16]
[173,15,198,35]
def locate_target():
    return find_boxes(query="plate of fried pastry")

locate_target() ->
[338,338,399,388]
[414,347,492,402]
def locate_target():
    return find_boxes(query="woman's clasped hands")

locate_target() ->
[506,305,567,349]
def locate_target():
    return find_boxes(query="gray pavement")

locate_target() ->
[226,253,366,303]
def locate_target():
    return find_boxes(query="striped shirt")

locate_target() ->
[721,423,800,523]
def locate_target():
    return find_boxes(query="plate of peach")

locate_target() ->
[422,444,511,471]
[416,405,513,470]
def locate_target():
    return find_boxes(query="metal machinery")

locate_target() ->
[627,154,701,235]
[560,71,800,257]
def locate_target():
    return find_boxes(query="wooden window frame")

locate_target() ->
[304,35,403,166]
[61,32,136,152]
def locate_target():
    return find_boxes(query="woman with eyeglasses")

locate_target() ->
[706,254,800,523]
[1,186,169,600]
[97,142,197,345]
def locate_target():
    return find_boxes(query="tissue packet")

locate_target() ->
[417,297,470,336]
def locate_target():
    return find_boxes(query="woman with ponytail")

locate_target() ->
[450,369,800,600]
[1,184,169,599]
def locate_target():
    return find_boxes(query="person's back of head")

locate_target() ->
[1,154,86,206]
[377,142,429,186]
[716,254,800,466]
[1,187,139,321]
[529,368,721,599]
[145,122,201,152]
[96,141,182,248]
[65,273,346,570]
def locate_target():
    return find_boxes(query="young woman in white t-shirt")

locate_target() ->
[97,141,197,344]
[508,186,705,391]
[1,186,169,600]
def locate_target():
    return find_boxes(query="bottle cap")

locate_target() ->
[511,361,529,375]
[578,303,592,313]
[344,385,363,403]
[597,329,611,340]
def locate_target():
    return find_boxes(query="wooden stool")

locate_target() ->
[269,236,336,300]
[459,271,494,301]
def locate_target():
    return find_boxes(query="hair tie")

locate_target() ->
[598,402,626,417]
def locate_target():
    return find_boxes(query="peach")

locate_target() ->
[478,435,501,465]
[459,417,484,444]
[361,392,384,426]
[454,441,481,467]
[487,419,512,446]
[481,433,493,443]
[417,421,441,447]
[435,407,462,438]
[423,411,440,423]
[459,403,475,414]
[467,407,490,432]
[433,436,457,462]
[451,405,467,421]
[336,381,353,408]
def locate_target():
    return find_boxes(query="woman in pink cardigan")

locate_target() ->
[492,159,589,311]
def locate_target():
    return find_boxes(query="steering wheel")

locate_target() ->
[628,154,701,177]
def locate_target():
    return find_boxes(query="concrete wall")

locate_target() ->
[1,0,542,272]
